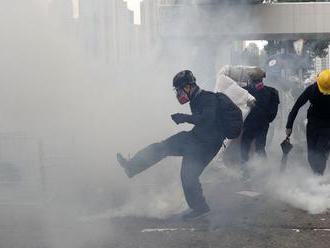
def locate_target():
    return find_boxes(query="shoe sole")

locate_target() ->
[117,153,134,178]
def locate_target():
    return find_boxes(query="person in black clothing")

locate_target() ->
[116,70,224,220]
[286,69,330,175]
[241,72,280,166]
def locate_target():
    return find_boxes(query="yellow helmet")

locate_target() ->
[317,69,330,94]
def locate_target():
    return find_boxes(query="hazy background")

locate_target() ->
[1,1,330,248]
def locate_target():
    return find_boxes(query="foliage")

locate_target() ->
[264,40,330,59]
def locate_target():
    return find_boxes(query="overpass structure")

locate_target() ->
[159,2,330,40]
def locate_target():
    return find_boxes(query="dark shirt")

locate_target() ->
[182,88,223,144]
[244,85,280,128]
[286,83,330,129]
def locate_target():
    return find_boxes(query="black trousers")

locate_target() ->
[240,124,269,163]
[126,131,223,211]
[306,122,330,175]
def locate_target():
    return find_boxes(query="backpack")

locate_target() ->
[266,86,280,123]
[216,92,243,139]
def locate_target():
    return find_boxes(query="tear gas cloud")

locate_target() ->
[0,1,190,247]
[0,1,330,247]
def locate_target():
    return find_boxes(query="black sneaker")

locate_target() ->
[116,153,134,178]
[182,207,210,221]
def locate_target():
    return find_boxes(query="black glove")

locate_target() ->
[171,113,187,125]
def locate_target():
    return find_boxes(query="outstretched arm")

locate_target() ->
[172,96,217,126]
[286,86,311,129]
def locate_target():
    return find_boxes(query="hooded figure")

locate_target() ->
[239,67,280,172]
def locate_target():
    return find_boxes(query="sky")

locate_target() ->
[124,0,143,25]
[72,0,79,19]
[246,40,268,50]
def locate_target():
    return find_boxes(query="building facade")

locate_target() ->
[48,0,160,66]
[314,47,330,73]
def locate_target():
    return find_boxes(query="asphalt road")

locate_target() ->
[104,181,330,248]
[1,179,329,248]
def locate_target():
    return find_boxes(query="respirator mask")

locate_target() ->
[175,88,190,105]
[247,80,264,91]
[255,82,264,90]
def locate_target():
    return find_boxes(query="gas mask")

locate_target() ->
[255,82,264,90]
[175,88,190,105]
[247,80,264,91]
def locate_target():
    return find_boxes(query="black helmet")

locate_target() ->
[173,70,196,89]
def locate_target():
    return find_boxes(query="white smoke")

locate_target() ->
[241,147,330,215]
[267,164,330,214]
[1,1,330,248]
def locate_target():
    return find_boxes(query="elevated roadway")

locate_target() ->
[159,2,330,40]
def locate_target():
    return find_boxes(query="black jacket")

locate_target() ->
[181,88,224,144]
[244,85,280,128]
[286,83,330,129]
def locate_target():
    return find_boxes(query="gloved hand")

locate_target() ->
[171,113,187,125]
[286,128,292,137]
